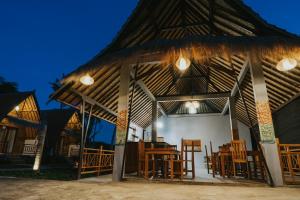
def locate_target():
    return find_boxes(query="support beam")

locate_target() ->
[112,65,131,182]
[222,57,250,115]
[249,51,283,186]
[136,80,166,116]
[156,92,231,102]
[228,97,239,140]
[77,100,86,179]
[151,101,158,143]
[71,89,117,116]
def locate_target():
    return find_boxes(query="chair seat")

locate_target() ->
[233,159,248,163]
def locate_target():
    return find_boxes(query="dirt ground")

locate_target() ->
[0,178,300,200]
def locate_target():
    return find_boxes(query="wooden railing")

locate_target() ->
[22,144,37,156]
[0,142,8,153]
[278,144,300,184]
[81,147,114,176]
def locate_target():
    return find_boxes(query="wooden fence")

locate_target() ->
[81,147,114,176]
[278,144,300,184]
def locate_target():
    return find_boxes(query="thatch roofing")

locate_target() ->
[0,91,40,123]
[50,0,300,129]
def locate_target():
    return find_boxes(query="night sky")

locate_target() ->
[1,0,300,110]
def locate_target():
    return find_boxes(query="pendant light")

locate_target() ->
[176,52,191,71]
[80,74,94,86]
[276,58,297,71]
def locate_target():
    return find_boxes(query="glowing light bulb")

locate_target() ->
[192,101,200,109]
[176,54,191,71]
[185,101,192,108]
[80,74,94,85]
[276,58,297,71]
[156,121,164,129]
[15,106,20,111]
[189,106,197,114]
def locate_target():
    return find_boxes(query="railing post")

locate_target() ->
[97,146,103,176]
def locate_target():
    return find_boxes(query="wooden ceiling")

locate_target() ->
[51,0,300,129]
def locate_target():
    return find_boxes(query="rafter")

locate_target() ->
[156,91,231,102]
[222,56,250,115]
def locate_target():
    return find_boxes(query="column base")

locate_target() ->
[112,145,125,182]
[261,143,284,186]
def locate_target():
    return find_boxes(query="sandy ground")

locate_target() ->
[0,178,300,200]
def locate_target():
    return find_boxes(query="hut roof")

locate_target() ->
[0,91,40,123]
[41,109,80,147]
[50,0,300,128]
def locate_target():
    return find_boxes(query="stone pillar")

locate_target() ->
[112,65,131,182]
[151,101,157,143]
[229,97,239,140]
[249,52,283,186]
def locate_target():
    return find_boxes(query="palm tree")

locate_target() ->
[0,76,18,93]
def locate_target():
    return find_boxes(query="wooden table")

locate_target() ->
[144,148,179,179]
[218,150,231,177]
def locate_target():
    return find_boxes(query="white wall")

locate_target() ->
[154,114,252,176]
[128,122,144,142]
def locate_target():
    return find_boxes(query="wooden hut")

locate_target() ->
[42,109,81,158]
[0,91,41,156]
[50,0,300,186]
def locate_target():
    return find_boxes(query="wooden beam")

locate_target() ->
[228,97,239,140]
[156,91,231,102]
[160,22,206,32]
[70,89,117,116]
[136,80,167,116]
[6,116,41,129]
[151,101,157,143]
[222,57,250,115]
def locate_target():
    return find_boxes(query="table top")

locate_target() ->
[144,148,179,155]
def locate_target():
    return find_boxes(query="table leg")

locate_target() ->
[145,154,149,179]
[221,155,225,177]
[170,156,174,180]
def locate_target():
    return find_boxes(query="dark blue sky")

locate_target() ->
[0,0,299,109]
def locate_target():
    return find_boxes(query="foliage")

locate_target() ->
[0,76,18,93]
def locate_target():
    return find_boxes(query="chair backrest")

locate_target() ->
[230,140,247,161]
[181,139,201,154]
[138,140,145,161]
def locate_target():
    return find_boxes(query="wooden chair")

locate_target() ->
[230,140,250,178]
[137,140,153,177]
[181,139,201,178]
[209,141,220,177]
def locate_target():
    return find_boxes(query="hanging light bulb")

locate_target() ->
[192,101,200,109]
[276,58,298,71]
[189,106,197,114]
[15,106,20,111]
[185,101,198,114]
[80,74,94,86]
[156,121,164,129]
[185,101,192,108]
[176,53,191,71]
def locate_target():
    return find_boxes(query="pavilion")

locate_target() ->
[49,0,300,186]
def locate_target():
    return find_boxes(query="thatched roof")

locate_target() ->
[41,109,80,149]
[50,0,300,128]
[0,91,40,123]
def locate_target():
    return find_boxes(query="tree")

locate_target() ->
[0,76,18,93]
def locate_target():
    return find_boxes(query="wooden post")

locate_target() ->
[229,97,239,140]
[151,101,157,143]
[77,100,85,180]
[112,65,131,182]
[33,124,47,172]
[249,51,283,186]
